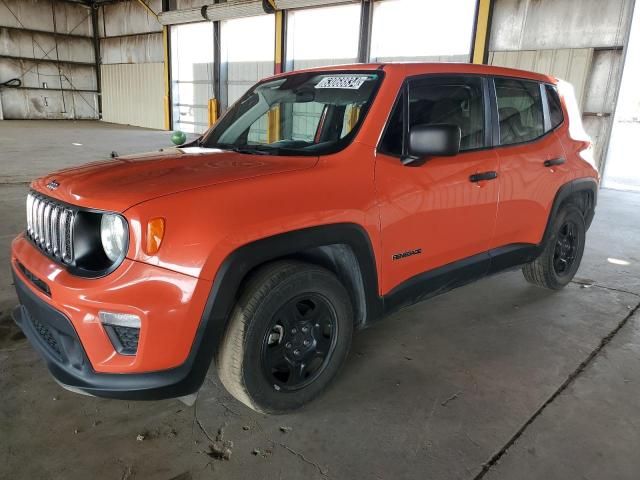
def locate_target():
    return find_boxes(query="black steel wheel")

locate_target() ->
[553,220,579,276]
[261,294,338,391]
[217,261,353,413]
[523,204,586,290]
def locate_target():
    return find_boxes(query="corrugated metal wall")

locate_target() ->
[0,0,98,120]
[488,0,634,170]
[101,63,164,129]
[489,49,593,108]
[98,0,164,129]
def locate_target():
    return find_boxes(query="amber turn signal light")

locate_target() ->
[145,217,165,255]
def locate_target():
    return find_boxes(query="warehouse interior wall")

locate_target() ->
[0,0,98,120]
[2,0,636,167]
[488,0,635,171]
[98,0,165,129]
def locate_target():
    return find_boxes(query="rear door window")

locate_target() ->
[494,78,544,145]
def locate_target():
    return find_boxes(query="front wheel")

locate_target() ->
[217,260,353,414]
[522,204,586,290]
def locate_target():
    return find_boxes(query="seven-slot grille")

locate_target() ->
[26,192,75,264]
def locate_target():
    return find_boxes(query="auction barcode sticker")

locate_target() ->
[315,76,369,90]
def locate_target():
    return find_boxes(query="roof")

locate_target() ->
[268,62,557,84]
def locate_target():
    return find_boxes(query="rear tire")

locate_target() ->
[217,260,353,414]
[522,204,586,290]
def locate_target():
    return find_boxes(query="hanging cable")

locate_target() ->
[0,78,22,88]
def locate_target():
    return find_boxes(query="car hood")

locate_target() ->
[31,147,318,212]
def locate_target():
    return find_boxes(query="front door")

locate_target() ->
[375,75,500,295]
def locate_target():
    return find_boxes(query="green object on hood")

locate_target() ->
[171,131,187,145]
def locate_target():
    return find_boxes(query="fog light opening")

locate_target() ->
[99,311,141,356]
[98,311,141,329]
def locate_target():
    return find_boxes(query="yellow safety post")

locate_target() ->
[162,25,171,130]
[208,98,218,127]
[471,0,493,64]
[347,106,361,133]
[267,8,284,142]
[267,107,281,144]
[274,10,284,74]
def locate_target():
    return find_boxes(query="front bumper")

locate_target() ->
[12,270,206,399]
[11,234,216,400]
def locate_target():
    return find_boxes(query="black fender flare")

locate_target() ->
[541,177,598,247]
[180,223,382,395]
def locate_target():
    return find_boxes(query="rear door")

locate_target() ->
[490,78,569,249]
[375,75,500,294]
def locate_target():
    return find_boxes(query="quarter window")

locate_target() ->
[495,78,544,145]
[545,84,564,130]
[379,93,404,156]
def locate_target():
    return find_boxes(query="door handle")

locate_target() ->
[544,158,566,167]
[469,171,498,183]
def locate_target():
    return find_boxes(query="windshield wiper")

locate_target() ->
[210,144,280,155]
[230,146,275,155]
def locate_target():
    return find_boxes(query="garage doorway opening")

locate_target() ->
[603,2,640,191]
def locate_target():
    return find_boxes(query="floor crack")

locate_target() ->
[473,300,640,480]
[571,280,640,298]
[277,443,330,478]
[192,395,217,444]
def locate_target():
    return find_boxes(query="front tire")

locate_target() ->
[522,204,586,290]
[217,260,353,414]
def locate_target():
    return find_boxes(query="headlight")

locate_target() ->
[100,214,127,262]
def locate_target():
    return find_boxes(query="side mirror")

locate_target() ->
[405,124,461,165]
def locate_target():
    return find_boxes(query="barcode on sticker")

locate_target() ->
[315,76,369,90]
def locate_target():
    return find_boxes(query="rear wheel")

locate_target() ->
[522,204,586,290]
[217,260,353,413]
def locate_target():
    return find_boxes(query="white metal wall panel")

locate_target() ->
[489,48,594,108]
[100,33,163,64]
[101,63,164,129]
[584,49,623,114]
[99,0,162,37]
[489,0,634,51]
[226,61,274,105]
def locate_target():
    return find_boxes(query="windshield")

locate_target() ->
[201,71,383,155]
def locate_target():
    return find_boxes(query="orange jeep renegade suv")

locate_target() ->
[11,63,598,413]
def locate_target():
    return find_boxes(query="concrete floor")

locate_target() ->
[1,120,640,480]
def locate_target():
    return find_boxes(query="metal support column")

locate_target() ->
[358,0,373,63]
[91,5,102,119]
[471,0,494,64]
[274,10,286,74]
